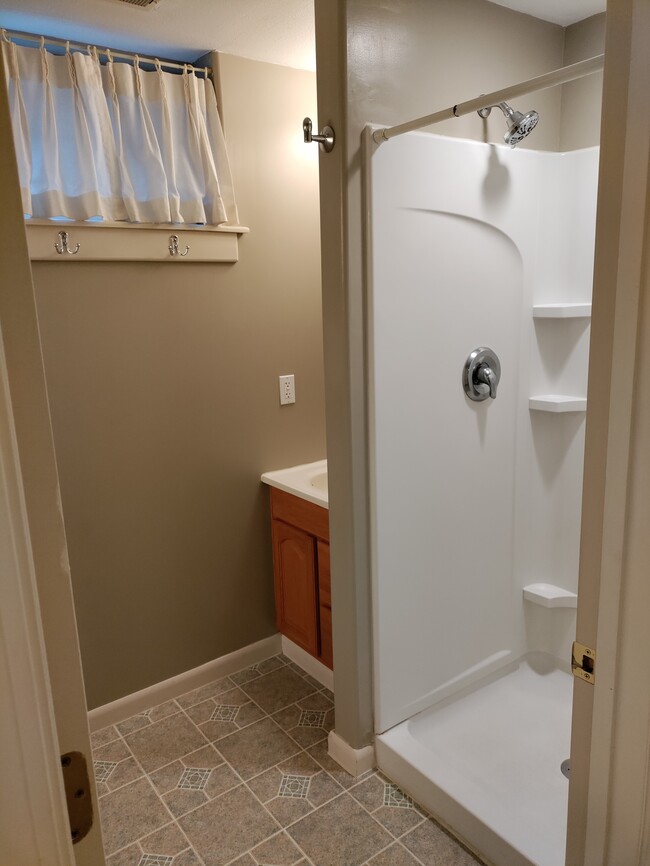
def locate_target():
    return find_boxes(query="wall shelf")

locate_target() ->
[25,220,250,263]
[529,395,587,413]
[523,583,578,609]
[532,303,591,318]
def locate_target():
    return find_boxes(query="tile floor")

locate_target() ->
[92,654,483,866]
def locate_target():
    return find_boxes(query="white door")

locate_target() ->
[566,0,650,863]
[0,60,105,866]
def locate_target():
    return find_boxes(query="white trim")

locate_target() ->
[88,634,281,731]
[0,329,74,866]
[327,730,376,778]
[281,635,334,691]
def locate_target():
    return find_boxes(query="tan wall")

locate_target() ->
[561,13,607,150]
[32,54,325,709]
[317,0,571,748]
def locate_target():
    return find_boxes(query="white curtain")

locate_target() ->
[1,35,239,225]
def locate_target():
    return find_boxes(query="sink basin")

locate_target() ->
[310,472,328,493]
[261,459,328,508]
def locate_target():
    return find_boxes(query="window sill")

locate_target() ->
[25,220,250,263]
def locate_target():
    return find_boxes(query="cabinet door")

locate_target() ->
[272,520,319,655]
[317,541,333,669]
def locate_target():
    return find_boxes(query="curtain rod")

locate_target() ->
[1,28,212,76]
[373,53,605,143]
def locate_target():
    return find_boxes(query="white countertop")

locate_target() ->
[261,459,328,508]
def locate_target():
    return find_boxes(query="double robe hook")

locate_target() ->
[55,230,80,255]
[168,234,190,257]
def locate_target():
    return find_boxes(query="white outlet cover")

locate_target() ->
[279,374,295,405]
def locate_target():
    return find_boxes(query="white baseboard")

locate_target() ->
[88,633,282,731]
[281,635,334,691]
[328,730,375,778]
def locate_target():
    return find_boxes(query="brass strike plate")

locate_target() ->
[61,751,93,844]
[572,641,596,684]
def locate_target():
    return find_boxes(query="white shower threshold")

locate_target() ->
[375,656,573,866]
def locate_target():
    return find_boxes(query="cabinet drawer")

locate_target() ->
[270,487,329,541]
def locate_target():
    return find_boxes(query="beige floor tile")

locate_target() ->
[105,842,141,866]
[173,851,203,866]
[116,713,150,736]
[287,793,392,866]
[251,830,304,864]
[98,776,170,855]
[256,655,287,675]
[349,774,425,837]
[91,725,120,749]
[229,855,256,866]
[240,667,319,714]
[367,842,424,865]
[215,717,300,780]
[139,821,189,856]
[162,787,208,818]
[401,819,483,865]
[124,711,206,773]
[306,741,361,790]
[94,738,132,763]
[176,677,237,710]
[178,784,279,866]
[104,756,144,792]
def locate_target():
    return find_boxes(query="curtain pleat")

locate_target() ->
[1,37,239,225]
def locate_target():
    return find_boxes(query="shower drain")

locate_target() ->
[561,759,571,779]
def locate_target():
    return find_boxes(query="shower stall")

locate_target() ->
[365,64,601,866]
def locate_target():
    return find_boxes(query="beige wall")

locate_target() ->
[316,0,605,749]
[561,13,606,150]
[32,54,325,709]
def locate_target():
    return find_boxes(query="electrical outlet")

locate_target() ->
[279,374,295,405]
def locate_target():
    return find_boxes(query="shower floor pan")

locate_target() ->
[375,657,572,866]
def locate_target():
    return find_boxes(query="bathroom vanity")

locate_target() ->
[261,461,332,670]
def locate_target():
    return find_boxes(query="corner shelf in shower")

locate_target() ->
[532,303,592,318]
[523,583,578,608]
[529,395,587,413]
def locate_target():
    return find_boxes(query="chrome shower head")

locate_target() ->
[477,100,539,147]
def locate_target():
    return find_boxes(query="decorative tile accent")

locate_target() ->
[178,768,211,791]
[138,856,173,866]
[95,761,118,782]
[278,774,310,799]
[210,705,240,722]
[298,710,326,728]
[383,783,414,809]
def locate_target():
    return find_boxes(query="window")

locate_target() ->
[1,33,239,227]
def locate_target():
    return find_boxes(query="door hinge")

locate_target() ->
[61,751,93,844]
[572,641,596,684]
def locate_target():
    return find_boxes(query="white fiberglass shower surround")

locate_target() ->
[365,80,600,866]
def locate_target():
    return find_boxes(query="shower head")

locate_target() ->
[477,101,539,147]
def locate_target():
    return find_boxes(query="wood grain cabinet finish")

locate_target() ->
[269,487,333,670]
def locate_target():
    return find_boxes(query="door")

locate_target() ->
[566,1,650,863]
[0,60,105,866]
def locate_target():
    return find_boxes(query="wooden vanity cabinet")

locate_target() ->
[269,487,333,670]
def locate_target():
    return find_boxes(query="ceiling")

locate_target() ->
[0,0,605,72]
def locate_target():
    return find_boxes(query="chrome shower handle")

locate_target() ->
[463,347,501,402]
[475,364,497,399]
